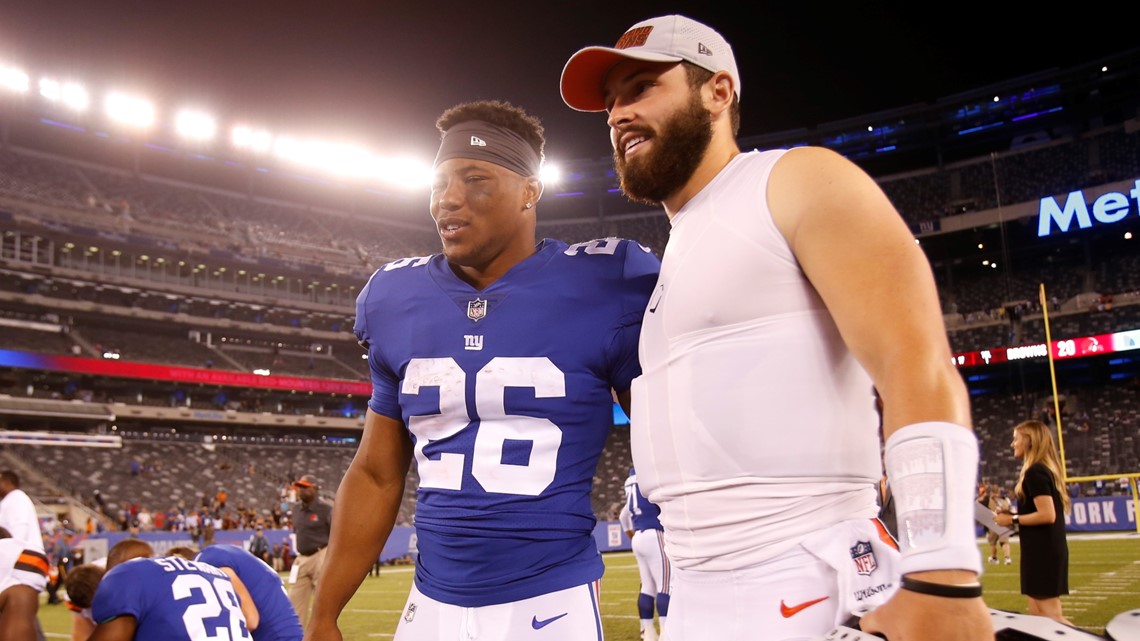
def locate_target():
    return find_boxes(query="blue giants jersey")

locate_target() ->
[625,472,664,532]
[91,556,251,641]
[354,237,660,606]
[195,544,303,641]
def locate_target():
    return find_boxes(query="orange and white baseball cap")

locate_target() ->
[293,474,318,488]
[561,14,740,112]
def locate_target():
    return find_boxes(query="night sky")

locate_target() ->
[1,1,1136,165]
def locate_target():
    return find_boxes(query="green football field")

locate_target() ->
[35,535,1138,639]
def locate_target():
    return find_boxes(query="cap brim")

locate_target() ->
[561,46,683,112]
[293,481,314,488]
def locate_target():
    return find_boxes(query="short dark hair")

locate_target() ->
[436,100,545,164]
[106,539,154,570]
[0,471,19,486]
[167,546,198,560]
[683,62,740,137]
[65,564,106,608]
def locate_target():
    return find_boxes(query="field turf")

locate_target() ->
[35,535,1138,639]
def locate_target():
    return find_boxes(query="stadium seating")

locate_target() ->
[1,53,1138,524]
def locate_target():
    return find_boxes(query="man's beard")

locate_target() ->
[614,92,713,205]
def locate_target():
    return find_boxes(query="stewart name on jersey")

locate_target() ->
[354,237,660,606]
[91,556,250,640]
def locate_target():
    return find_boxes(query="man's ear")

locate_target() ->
[527,177,544,205]
[705,70,735,117]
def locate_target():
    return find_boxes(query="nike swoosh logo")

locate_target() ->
[647,283,664,313]
[531,613,569,629]
[780,596,829,618]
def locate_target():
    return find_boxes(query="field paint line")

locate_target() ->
[367,567,416,575]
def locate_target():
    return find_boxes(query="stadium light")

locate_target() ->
[105,92,155,127]
[0,65,29,93]
[309,141,378,178]
[232,125,273,153]
[373,155,433,190]
[176,109,217,141]
[61,82,89,111]
[540,163,562,185]
[40,78,89,111]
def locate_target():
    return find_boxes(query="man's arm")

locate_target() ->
[86,616,137,641]
[769,146,970,432]
[619,502,634,540]
[0,585,39,641]
[217,567,258,630]
[70,610,97,641]
[769,147,991,640]
[303,408,413,641]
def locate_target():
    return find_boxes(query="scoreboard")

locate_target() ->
[952,329,1140,368]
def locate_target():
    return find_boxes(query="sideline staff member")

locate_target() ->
[289,474,331,630]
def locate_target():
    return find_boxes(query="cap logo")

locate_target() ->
[614,26,653,50]
[698,43,713,56]
[470,136,487,147]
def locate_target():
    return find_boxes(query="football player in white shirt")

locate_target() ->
[561,13,991,641]
[0,526,49,641]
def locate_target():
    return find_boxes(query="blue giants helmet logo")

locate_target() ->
[850,540,877,576]
[467,298,487,321]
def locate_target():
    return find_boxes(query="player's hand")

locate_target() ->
[860,587,992,640]
[301,619,343,641]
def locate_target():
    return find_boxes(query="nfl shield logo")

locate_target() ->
[404,603,417,623]
[467,298,487,322]
[850,540,878,576]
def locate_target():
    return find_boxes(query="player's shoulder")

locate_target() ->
[556,236,652,257]
[551,237,660,275]
[102,556,157,583]
[363,253,439,286]
[195,544,236,562]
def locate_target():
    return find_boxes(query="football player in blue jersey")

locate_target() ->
[196,544,303,641]
[620,466,671,641]
[302,99,661,641]
[88,555,251,641]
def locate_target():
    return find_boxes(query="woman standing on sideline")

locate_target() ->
[994,420,1072,625]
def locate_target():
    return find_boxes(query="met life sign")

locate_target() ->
[1038,179,1140,237]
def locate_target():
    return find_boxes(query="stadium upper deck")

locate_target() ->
[0,47,1138,509]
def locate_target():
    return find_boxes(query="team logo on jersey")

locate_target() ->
[404,603,417,623]
[647,283,664,313]
[467,298,487,321]
[464,335,484,351]
[850,541,878,575]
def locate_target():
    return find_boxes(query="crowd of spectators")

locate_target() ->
[0,88,1137,530]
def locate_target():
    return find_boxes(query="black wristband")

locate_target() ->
[900,576,983,598]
